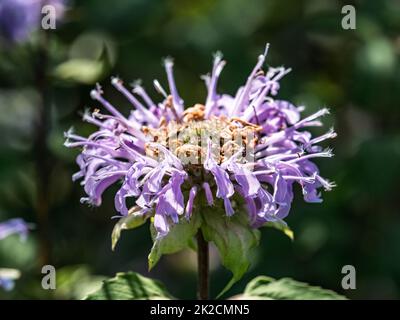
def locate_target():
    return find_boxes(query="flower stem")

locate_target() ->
[34,24,52,266]
[196,230,209,300]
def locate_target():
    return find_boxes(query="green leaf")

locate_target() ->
[53,59,105,84]
[148,213,201,271]
[55,265,105,300]
[53,47,111,84]
[84,271,173,300]
[263,221,294,240]
[240,276,347,300]
[200,205,260,298]
[111,207,148,251]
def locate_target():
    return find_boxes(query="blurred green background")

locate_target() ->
[1,0,400,299]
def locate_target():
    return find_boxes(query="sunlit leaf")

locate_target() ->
[84,272,173,300]
[53,59,105,84]
[239,276,346,300]
[53,48,111,84]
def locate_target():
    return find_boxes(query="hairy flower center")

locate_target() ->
[142,102,261,167]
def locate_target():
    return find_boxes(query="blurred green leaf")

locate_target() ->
[240,276,346,300]
[56,265,105,300]
[358,37,396,75]
[53,59,105,84]
[200,204,260,298]
[0,234,37,269]
[53,47,112,84]
[84,272,173,300]
[69,32,117,64]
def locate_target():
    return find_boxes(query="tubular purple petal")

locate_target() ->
[185,186,198,219]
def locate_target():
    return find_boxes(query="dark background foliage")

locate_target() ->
[0,0,399,299]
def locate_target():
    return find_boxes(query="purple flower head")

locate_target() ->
[0,0,66,43]
[0,218,31,241]
[66,44,336,239]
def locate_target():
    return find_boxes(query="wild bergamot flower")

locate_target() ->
[0,218,30,291]
[65,44,336,239]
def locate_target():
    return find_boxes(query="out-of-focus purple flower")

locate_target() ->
[0,219,30,291]
[0,0,66,43]
[65,44,336,238]
[0,268,20,291]
[0,277,14,291]
[0,218,31,241]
